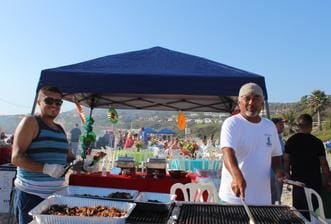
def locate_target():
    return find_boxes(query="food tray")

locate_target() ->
[54,185,139,201]
[29,195,136,224]
[134,192,176,211]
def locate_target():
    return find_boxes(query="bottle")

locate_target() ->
[102,166,107,176]
[101,158,107,176]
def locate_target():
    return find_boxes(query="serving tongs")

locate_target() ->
[61,159,84,177]
[240,197,255,224]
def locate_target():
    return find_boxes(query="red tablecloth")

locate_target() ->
[0,146,12,165]
[69,172,192,194]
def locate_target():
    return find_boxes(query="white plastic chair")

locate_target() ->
[304,187,326,221]
[170,182,219,203]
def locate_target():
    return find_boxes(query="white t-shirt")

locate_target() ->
[219,114,282,205]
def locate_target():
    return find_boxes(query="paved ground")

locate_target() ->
[281,183,293,206]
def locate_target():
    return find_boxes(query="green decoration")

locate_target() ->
[107,107,119,124]
[80,116,96,159]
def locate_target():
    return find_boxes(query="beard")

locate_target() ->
[244,109,260,117]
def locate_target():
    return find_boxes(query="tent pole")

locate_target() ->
[264,99,270,118]
[30,93,38,115]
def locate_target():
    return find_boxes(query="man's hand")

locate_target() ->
[276,169,289,182]
[222,147,246,198]
[42,164,65,178]
[231,172,246,198]
[70,159,95,171]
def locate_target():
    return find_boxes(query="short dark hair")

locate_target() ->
[39,85,62,95]
[297,114,313,129]
[271,118,283,124]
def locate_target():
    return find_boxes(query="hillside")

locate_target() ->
[0,108,227,136]
[1,101,330,139]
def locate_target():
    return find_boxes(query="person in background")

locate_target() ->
[108,130,115,148]
[139,127,148,147]
[0,131,6,140]
[11,86,75,224]
[284,113,331,220]
[270,118,285,204]
[124,131,134,149]
[70,123,82,156]
[219,82,286,205]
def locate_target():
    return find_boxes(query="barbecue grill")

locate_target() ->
[126,202,175,224]
[125,202,309,224]
[168,203,308,224]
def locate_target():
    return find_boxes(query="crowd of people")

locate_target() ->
[5,82,331,223]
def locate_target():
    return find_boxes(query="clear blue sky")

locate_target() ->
[0,1,330,115]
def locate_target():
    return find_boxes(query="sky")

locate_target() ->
[0,1,330,115]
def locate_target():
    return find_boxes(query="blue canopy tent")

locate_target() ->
[144,127,157,134]
[33,47,269,115]
[157,128,176,135]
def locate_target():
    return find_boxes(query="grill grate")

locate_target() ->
[176,204,305,224]
[126,203,174,224]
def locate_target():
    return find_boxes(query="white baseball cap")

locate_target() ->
[239,82,264,98]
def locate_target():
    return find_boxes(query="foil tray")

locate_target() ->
[54,185,139,201]
[29,195,136,224]
[134,192,176,212]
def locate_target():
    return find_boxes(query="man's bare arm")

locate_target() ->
[272,156,288,180]
[320,156,331,189]
[222,147,246,198]
[11,116,44,172]
[283,153,291,175]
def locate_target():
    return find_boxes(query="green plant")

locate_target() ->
[135,140,144,151]
[313,129,331,142]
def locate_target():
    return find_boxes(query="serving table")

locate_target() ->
[0,146,12,165]
[69,172,191,194]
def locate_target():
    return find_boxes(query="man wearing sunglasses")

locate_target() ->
[11,85,75,224]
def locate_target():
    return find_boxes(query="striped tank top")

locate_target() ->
[15,116,69,198]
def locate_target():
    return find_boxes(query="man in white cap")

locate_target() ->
[219,82,286,205]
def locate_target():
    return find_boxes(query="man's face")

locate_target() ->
[239,94,264,118]
[38,90,63,119]
[275,121,285,134]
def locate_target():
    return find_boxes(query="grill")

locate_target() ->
[126,202,175,224]
[174,204,305,224]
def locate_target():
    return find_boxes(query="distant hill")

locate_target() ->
[0,114,25,134]
[0,102,300,136]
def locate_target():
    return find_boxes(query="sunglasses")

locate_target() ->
[44,97,63,106]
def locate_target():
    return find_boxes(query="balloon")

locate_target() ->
[74,97,85,124]
[177,111,186,130]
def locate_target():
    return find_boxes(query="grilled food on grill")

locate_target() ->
[42,204,127,217]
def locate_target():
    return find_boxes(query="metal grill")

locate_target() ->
[176,204,305,224]
[126,203,175,224]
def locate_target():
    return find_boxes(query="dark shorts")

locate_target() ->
[14,188,44,224]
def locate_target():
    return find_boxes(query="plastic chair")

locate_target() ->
[304,187,326,221]
[170,182,219,203]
